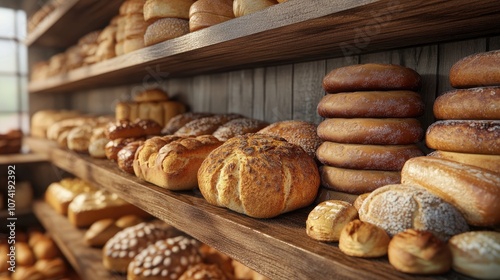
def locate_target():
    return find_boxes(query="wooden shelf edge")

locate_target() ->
[26,137,464,280]
[32,200,126,280]
[0,152,48,165]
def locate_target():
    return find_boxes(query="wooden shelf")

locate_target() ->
[28,0,500,94]
[0,152,48,165]
[33,200,126,280]
[25,137,470,280]
[26,0,122,48]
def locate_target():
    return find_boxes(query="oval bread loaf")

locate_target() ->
[433,87,500,120]
[449,50,500,88]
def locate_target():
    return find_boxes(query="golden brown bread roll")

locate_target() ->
[105,137,143,161]
[32,236,59,260]
[317,91,425,118]
[123,36,145,53]
[115,215,146,228]
[316,142,423,171]
[189,0,235,32]
[143,0,195,22]
[433,87,500,120]
[322,63,422,93]
[45,177,97,215]
[427,150,500,174]
[425,120,500,155]
[198,134,320,218]
[117,140,145,174]
[15,242,35,266]
[448,231,500,279]
[233,0,277,17]
[34,258,67,279]
[388,229,451,274]
[199,245,234,279]
[67,124,93,153]
[257,120,322,158]
[317,118,424,145]
[353,192,370,211]
[358,184,469,240]
[179,263,229,280]
[212,118,269,141]
[120,0,146,15]
[339,219,390,258]
[306,200,358,242]
[449,50,500,88]
[143,17,190,46]
[401,156,500,226]
[106,119,162,140]
[30,110,81,138]
[11,266,44,280]
[84,218,122,247]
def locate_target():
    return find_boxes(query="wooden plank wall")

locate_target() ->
[44,35,499,152]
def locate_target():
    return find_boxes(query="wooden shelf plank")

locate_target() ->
[0,152,48,165]
[26,0,122,48]
[28,0,500,94]
[25,137,468,280]
[32,200,126,280]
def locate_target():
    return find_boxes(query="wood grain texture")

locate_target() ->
[210,73,229,114]
[0,153,47,165]
[488,36,500,50]
[228,70,254,118]
[252,68,266,120]
[28,0,500,94]
[192,75,211,112]
[292,61,325,124]
[33,201,126,280]
[264,65,293,122]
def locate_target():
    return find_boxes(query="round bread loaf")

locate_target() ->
[143,0,195,22]
[162,112,214,135]
[401,156,500,226]
[319,165,401,194]
[317,118,423,145]
[425,120,500,155]
[323,64,421,93]
[133,88,169,102]
[433,87,500,120]
[316,142,423,171]
[174,114,242,137]
[233,0,277,17]
[306,200,358,242]
[358,184,469,240]
[144,17,190,46]
[15,242,35,266]
[388,229,452,275]
[128,236,202,280]
[198,133,320,218]
[427,150,500,174]
[212,118,268,141]
[317,91,424,118]
[339,219,390,258]
[189,0,235,32]
[89,127,108,158]
[257,120,323,158]
[449,50,500,88]
[448,231,500,279]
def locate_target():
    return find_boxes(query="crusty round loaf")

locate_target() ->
[388,229,452,275]
[449,50,500,88]
[175,114,242,137]
[212,118,268,141]
[316,141,423,171]
[144,17,190,46]
[317,118,423,145]
[426,120,500,155]
[317,91,424,118]
[189,0,234,32]
[198,133,320,218]
[433,87,500,120]
[319,165,401,194]
[358,184,469,240]
[339,219,390,258]
[162,112,214,135]
[448,231,500,279]
[427,150,500,174]
[143,0,195,22]
[133,135,183,179]
[401,156,500,226]
[322,64,422,93]
[306,200,358,242]
[257,120,323,158]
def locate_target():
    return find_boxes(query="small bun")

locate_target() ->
[388,229,451,275]
[339,219,390,258]
[306,200,358,242]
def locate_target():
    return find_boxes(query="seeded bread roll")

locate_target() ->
[427,150,500,174]
[426,120,500,155]
[127,236,202,280]
[388,229,452,274]
[316,142,423,171]
[198,134,320,218]
[323,64,422,93]
[306,200,358,242]
[449,231,500,279]
[175,114,242,136]
[358,184,469,240]
[143,18,190,46]
[212,118,269,141]
[317,118,424,145]
[317,91,425,118]
[401,156,500,226]
[433,87,500,120]
[339,219,390,258]
[257,120,323,158]
[449,50,500,88]
[103,221,183,273]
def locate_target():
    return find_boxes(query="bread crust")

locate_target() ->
[339,219,390,258]
[427,150,500,174]
[306,200,358,242]
[433,87,500,120]
[143,0,195,22]
[449,50,500,88]
[189,0,234,32]
[144,17,189,46]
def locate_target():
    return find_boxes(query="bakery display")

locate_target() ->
[198,133,320,218]
[358,184,469,240]
[449,50,500,88]
[119,0,147,53]
[306,200,358,242]
[338,219,390,258]
[388,229,451,274]
[401,156,500,226]
[45,177,97,215]
[30,110,81,138]
[449,231,500,279]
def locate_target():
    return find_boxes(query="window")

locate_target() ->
[0,7,28,134]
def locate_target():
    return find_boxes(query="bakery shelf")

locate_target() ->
[25,137,468,280]
[0,152,48,165]
[0,208,32,219]
[28,0,500,94]
[26,0,122,48]
[32,200,126,280]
